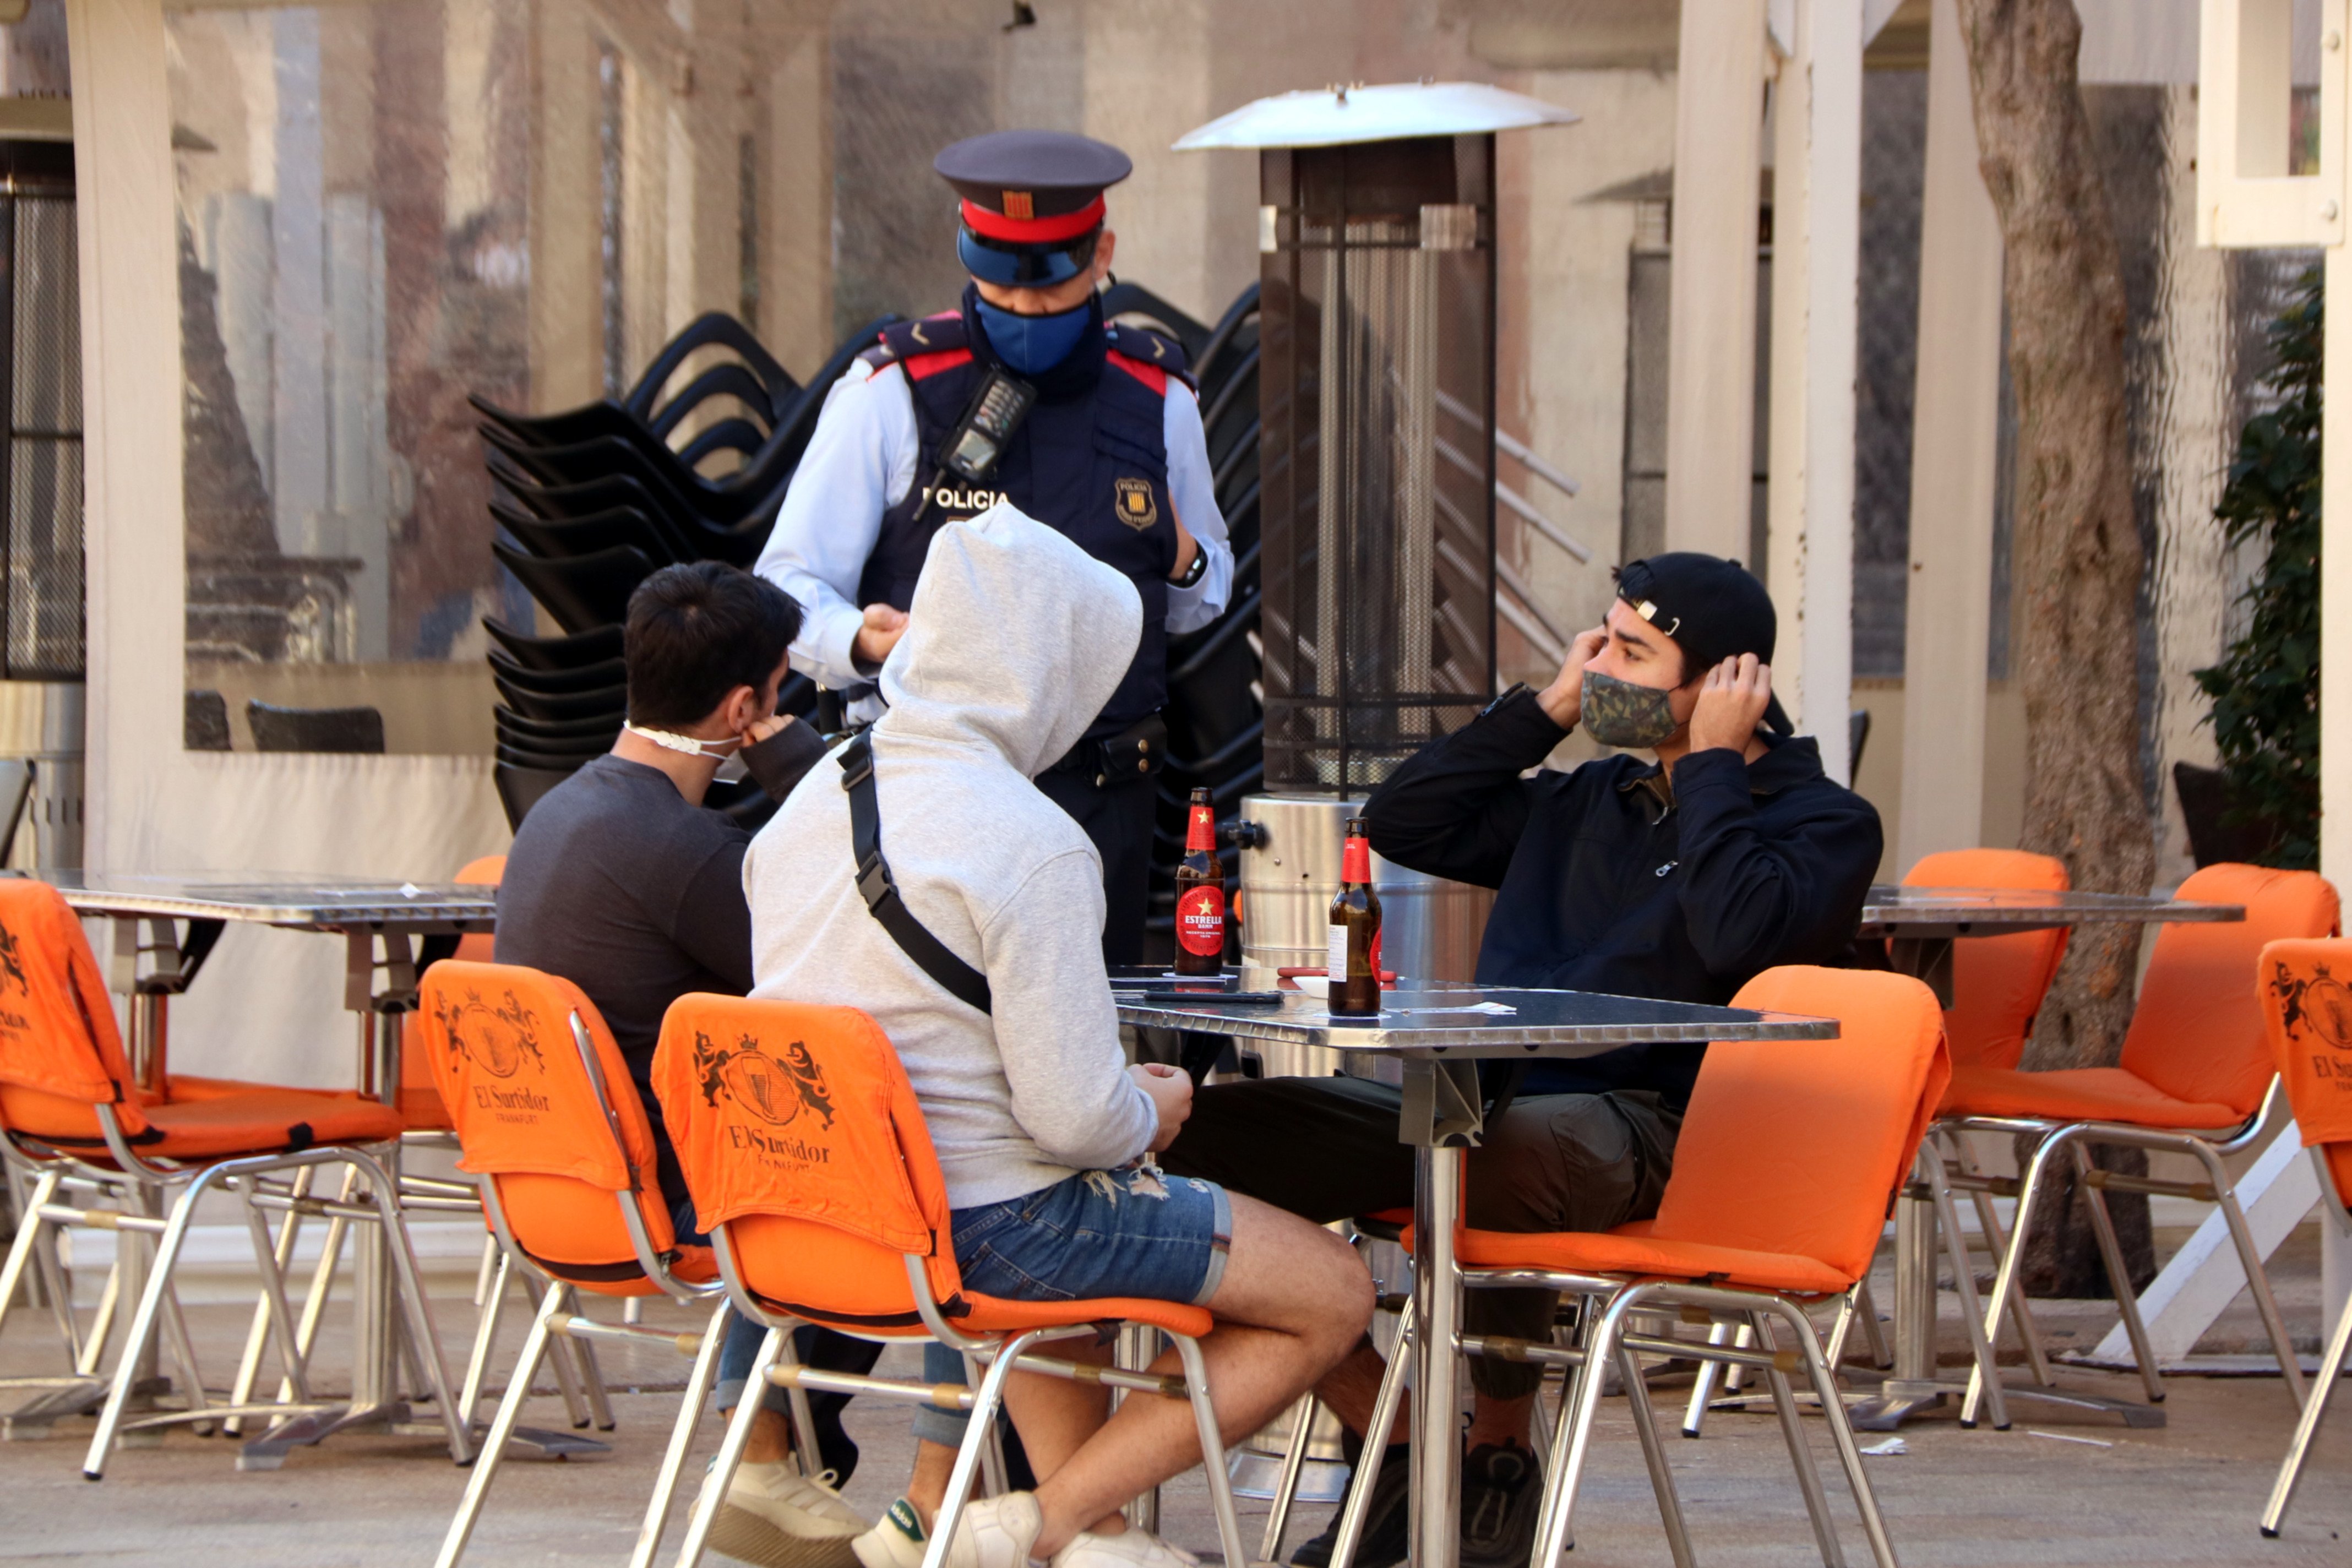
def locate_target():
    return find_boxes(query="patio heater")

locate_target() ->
[1175,84,1575,1006]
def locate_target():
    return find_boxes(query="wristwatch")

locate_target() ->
[1168,546,1208,590]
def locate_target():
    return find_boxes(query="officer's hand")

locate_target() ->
[1130,1061,1194,1152]
[852,604,910,669]
[1167,515,1200,585]
[1687,655,1772,755]
[1534,625,1610,729]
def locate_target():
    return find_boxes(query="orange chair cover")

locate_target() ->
[0,878,402,1156]
[2262,938,2352,1150]
[653,993,1211,1338]
[417,959,697,1290]
[396,854,503,1132]
[1453,966,1948,1296]
[1903,848,2069,1076]
[1942,863,2339,1130]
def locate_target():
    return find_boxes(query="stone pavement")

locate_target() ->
[3,1240,2351,1566]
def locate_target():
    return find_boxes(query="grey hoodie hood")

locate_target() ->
[878,502,1141,776]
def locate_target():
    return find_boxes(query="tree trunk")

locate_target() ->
[1956,0,2157,1297]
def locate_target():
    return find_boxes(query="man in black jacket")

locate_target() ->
[1162,553,1882,1568]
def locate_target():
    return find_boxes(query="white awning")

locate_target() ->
[1173,81,1577,151]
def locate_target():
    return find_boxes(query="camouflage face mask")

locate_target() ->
[1580,667,1679,749]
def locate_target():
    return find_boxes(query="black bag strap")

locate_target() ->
[840,731,992,1014]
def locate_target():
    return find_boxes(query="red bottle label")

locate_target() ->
[1342,834,1372,883]
[1186,806,1216,852]
[1176,884,1226,956]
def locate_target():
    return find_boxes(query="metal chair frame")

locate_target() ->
[1945,1077,2306,1426]
[2260,1147,2352,1536]
[0,1146,135,1434]
[1324,1266,1897,1568]
[433,1006,728,1568]
[0,1102,470,1477]
[668,1221,1256,1568]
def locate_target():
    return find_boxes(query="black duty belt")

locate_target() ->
[840,731,992,1015]
[1047,713,1166,787]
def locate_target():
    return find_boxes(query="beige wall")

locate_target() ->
[1853,676,2027,881]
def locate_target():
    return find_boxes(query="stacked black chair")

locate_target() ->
[477,311,895,830]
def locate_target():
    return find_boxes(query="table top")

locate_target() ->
[1113,985,1837,1057]
[29,870,498,932]
[1855,885,2243,937]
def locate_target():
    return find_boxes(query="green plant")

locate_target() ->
[2192,269,2321,870]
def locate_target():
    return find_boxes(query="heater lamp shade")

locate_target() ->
[1173,81,1575,151]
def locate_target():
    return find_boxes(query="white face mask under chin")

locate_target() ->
[623,721,743,760]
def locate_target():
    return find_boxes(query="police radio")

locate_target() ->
[913,369,1036,526]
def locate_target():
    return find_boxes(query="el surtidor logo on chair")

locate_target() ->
[694,1031,836,1166]
[434,988,552,1120]
[2272,958,2352,1080]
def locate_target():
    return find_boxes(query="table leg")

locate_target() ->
[1885,937,1956,1009]
[1411,1143,1465,1568]
[1849,1178,1945,1431]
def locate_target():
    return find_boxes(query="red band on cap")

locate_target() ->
[960,195,1105,244]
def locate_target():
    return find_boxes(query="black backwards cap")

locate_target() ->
[1613,553,1792,734]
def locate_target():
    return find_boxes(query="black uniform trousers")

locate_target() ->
[1036,763,1156,967]
[1162,1075,1681,1401]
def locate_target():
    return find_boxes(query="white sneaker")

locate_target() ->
[886,1492,1042,1568]
[1049,1525,1200,1568]
[708,1462,870,1568]
[851,1498,930,1568]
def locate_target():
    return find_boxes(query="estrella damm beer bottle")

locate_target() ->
[1328,816,1383,1015]
[1173,787,1224,976]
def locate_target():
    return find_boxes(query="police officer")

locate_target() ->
[756,129,1232,966]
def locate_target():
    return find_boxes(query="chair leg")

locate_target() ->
[1615,1340,1696,1568]
[1752,1310,1847,1568]
[1945,1130,2052,1385]
[225,1167,312,1435]
[82,1172,213,1478]
[2191,1139,2311,1409]
[346,1149,471,1462]
[459,1248,515,1430]
[1172,1330,1254,1568]
[1260,1394,1319,1562]
[2070,1142,2165,1406]
[1529,1290,1627,1568]
[1329,1294,1414,1568]
[1963,1130,2068,1427]
[771,1330,824,1478]
[910,1333,1047,1568]
[0,1168,58,1345]
[1768,1298,1900,1568]
[1852,1276,1892,1370]
[629,1299,732,1568]
[2261,1275,2352,1536]
[76,1253,121,1379]
[1823,1289,1861,1373]
[432,1280,565,1568]
[674,1325,791,1568]
[1924,1150,2008,1431]
[571,1334,619,1432]
[525,1274,593,1429]
[1681,1320,1736,1439]
[235,1179,315,1406]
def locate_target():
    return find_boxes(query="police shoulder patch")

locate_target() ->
[1114,476,1158,531]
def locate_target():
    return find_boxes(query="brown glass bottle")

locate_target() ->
[1327,816,1383,1015]
[1172,787,1225,976]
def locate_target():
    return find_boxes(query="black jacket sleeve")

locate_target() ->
[1671,748,1884,979]
[1363,686,1569,890]
[740,716,826,803]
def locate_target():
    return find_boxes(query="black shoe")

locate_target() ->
[1291,1441,1411,1568]
[1458,1441,1541,1568]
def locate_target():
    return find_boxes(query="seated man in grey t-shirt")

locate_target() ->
[494,560,873,1568]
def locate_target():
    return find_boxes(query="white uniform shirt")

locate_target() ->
[754,352,1234,706]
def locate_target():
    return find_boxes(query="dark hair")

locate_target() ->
[623,562,803,727]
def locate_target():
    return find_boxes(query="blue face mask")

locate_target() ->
[974,296,1093,374]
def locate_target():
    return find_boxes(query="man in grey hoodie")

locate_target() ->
[744,504,1371,1568]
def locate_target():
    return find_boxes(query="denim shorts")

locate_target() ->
[951,1164,1234,1308]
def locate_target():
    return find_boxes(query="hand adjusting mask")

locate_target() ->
[1578,669,1679,749]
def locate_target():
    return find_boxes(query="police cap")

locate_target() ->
[937,129,1131,287]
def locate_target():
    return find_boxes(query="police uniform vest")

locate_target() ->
[856,303,1193,743]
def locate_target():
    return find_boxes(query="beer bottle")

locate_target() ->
[1172,787,1225,976]
[1328,816,1383,1015]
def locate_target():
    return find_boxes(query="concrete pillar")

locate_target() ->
[1894,0,2003,865]
[1664,0,1768,559]
[1761,0,1859,781]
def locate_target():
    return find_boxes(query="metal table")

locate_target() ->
[1847,885,2244,1433]
[1113,984,1838,1568]
[26,870,496,1467]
